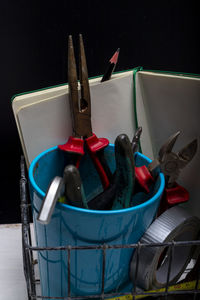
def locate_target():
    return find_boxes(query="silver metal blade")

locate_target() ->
[159,131,181,162]
[37,177,64,224]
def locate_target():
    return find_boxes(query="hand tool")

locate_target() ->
[112,134,136,210]
[64,133,135,210]
[88,134,135,210]
[88,179,116,210]
[101,48,120,82]
[37,176,64,224]
[130,191,150,207]
[37,164,88,224]
[131,126,142,153]
[63,165,88,208]
[131,127,149,195]
[135,131,198,212]
[38,133,136,214]
[58,34,112,189]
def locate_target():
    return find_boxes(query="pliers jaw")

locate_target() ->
[147,132,181,179]
[68,34,92,139]
[149,131,197,215]
[152,131,198,187]
[135,131,198,213]
[158,131,180,163]
[59,34,110,189]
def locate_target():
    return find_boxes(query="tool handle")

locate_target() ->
[158,183,189,216]
[63,165,88,208]
[86,133,110,189]
[89,150,110,189]
[135,165,154,193]
[58,136,84,155]
[86,133,109,151]
[88,180,116,210]
[37,177,64,224]
[165,183,189,205]
[95,150,113,182]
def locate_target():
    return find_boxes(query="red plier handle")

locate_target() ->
[135,165,154,193]
[86,133,110,189]
[135,165,189,214]
[59,133,110,189]
[158,183,189,215]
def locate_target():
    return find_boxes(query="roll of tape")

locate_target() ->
[130,206,200,290]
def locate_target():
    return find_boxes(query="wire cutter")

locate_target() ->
[58,34,111,189]
[135,131,198,213]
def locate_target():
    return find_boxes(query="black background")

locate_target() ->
[0,1,200,224]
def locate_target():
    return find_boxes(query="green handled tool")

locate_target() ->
[111,134,135,210]
[60,134,136,211]
[88,134,135,210]
[63,165,88,208]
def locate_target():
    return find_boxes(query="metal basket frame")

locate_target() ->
[20,156,200,300]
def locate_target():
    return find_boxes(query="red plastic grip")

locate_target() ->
[86,133,109,152]
[86,133,110,189]
[58,133,110,189]
[135,165,154,193]
[89,151,110,189]
[165,183,189,205]
[158,183,189,216]
[58,136,84,155]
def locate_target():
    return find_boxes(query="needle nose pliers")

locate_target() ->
[58,34,112,189]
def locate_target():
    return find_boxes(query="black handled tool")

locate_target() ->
[111,134,135,209]
[63,165,88,209]
[88,134,135,210]
[51,134,136,211]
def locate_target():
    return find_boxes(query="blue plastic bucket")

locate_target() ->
[29,144,164,298]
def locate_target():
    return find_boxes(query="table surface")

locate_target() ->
[0,224,28,300]
[0,223,197,300]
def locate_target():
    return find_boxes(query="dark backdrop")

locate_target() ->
[0,1,199,223]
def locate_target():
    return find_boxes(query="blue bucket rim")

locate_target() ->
[29,145,165,215]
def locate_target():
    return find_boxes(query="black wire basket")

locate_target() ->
[20,156,200,300]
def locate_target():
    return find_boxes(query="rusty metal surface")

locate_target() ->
[68,34,92,138]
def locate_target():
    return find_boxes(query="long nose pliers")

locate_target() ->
[58,34,112,189]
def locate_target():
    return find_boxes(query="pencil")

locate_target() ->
[101,48,120,82]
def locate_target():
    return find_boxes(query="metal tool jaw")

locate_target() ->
[58,34,109,156]
[68,34,92,139]
[135,131,198,209]
[58,34,110,190]
[149,131,198,188]
[131,126,142,153]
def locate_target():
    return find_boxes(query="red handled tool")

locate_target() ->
[58,35,111,189]
[135,131,198,213]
